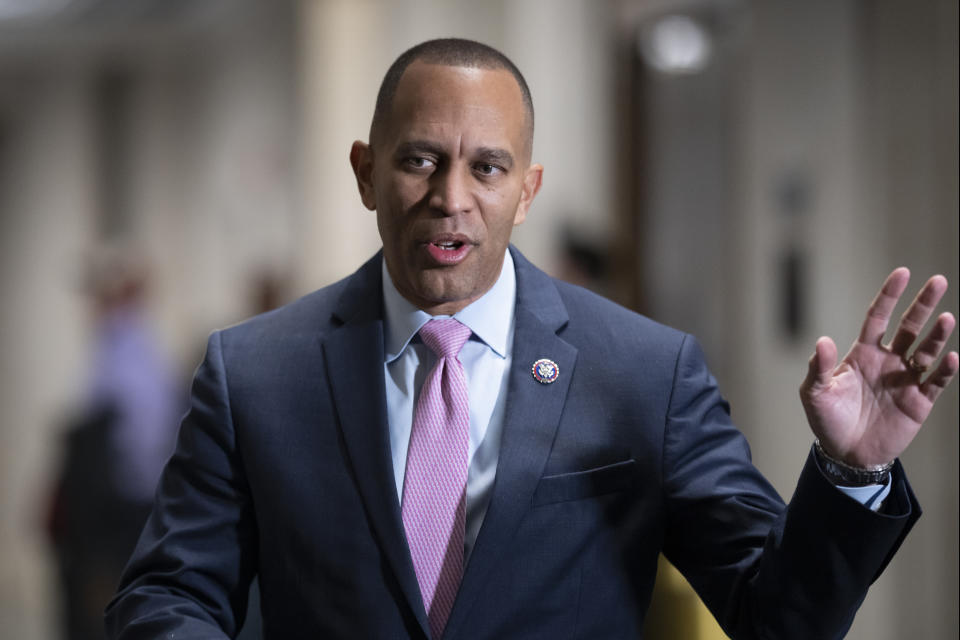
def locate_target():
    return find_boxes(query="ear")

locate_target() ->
[350,140,377,211]
[513,163,543,225]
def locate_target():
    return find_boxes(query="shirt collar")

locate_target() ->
[382,249,516,363]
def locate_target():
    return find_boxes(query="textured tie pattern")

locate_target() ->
[402,318,471,639]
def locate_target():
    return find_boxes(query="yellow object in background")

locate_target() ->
[644,555,729,639]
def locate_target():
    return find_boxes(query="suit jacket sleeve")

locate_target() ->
[661,334,920,639]
[105,331,257,639]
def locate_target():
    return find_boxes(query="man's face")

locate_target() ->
[351,61,542,315]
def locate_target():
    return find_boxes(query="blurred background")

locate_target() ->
[0,0,956,638]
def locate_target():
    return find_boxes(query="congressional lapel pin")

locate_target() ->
[531,358,560,384]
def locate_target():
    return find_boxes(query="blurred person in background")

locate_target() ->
[45,244,181,640]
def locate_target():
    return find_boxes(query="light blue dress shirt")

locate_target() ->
[383,250,516,562]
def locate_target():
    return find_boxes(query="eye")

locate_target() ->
[402,156,436,171]
[474,163,503,177]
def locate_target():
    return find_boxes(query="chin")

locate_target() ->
[414,279,476,310]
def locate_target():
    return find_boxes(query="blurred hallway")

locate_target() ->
[0,1,956,638]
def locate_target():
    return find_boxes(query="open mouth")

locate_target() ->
[423,237,472,265]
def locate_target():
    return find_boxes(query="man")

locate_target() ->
[106,39,957,639]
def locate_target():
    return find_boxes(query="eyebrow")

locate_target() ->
[393,141,515,169]
[474,147,514,170]
[394,140,444,159]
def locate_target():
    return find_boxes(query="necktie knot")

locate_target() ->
[419,318,471,359]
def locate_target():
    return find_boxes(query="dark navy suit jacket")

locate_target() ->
[106,248,919,639]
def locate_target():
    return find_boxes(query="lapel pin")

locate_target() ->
[531,358,559,384]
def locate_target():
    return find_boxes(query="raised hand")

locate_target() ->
[799,268,958,468]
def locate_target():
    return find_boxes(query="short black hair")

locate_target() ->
[369,38,534,156]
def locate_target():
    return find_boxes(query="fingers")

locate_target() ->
[907,311,956,372]
[805,336,838,386]
[921,350,960,403]
[890,274,949,355]
[859,267,910,346]
[913,312,958,403]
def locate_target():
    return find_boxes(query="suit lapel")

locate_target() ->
[321,254,431,637]
[444,248,577,639]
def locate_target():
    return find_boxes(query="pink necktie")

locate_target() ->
[401,318,472,639]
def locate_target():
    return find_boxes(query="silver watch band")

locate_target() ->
[814,440,894,487]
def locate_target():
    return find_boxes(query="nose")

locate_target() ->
[428,165,472,215]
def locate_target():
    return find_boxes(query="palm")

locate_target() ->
[800,269,957,468]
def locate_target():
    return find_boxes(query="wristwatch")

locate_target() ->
[814,439,894,486]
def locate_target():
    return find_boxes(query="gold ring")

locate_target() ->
[907,355,928,374]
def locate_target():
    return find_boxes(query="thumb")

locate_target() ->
[805,336,838,387]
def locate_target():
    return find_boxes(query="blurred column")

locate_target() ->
[0,69,97,640]
[298,0,389,290]
[505,0,618,274]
